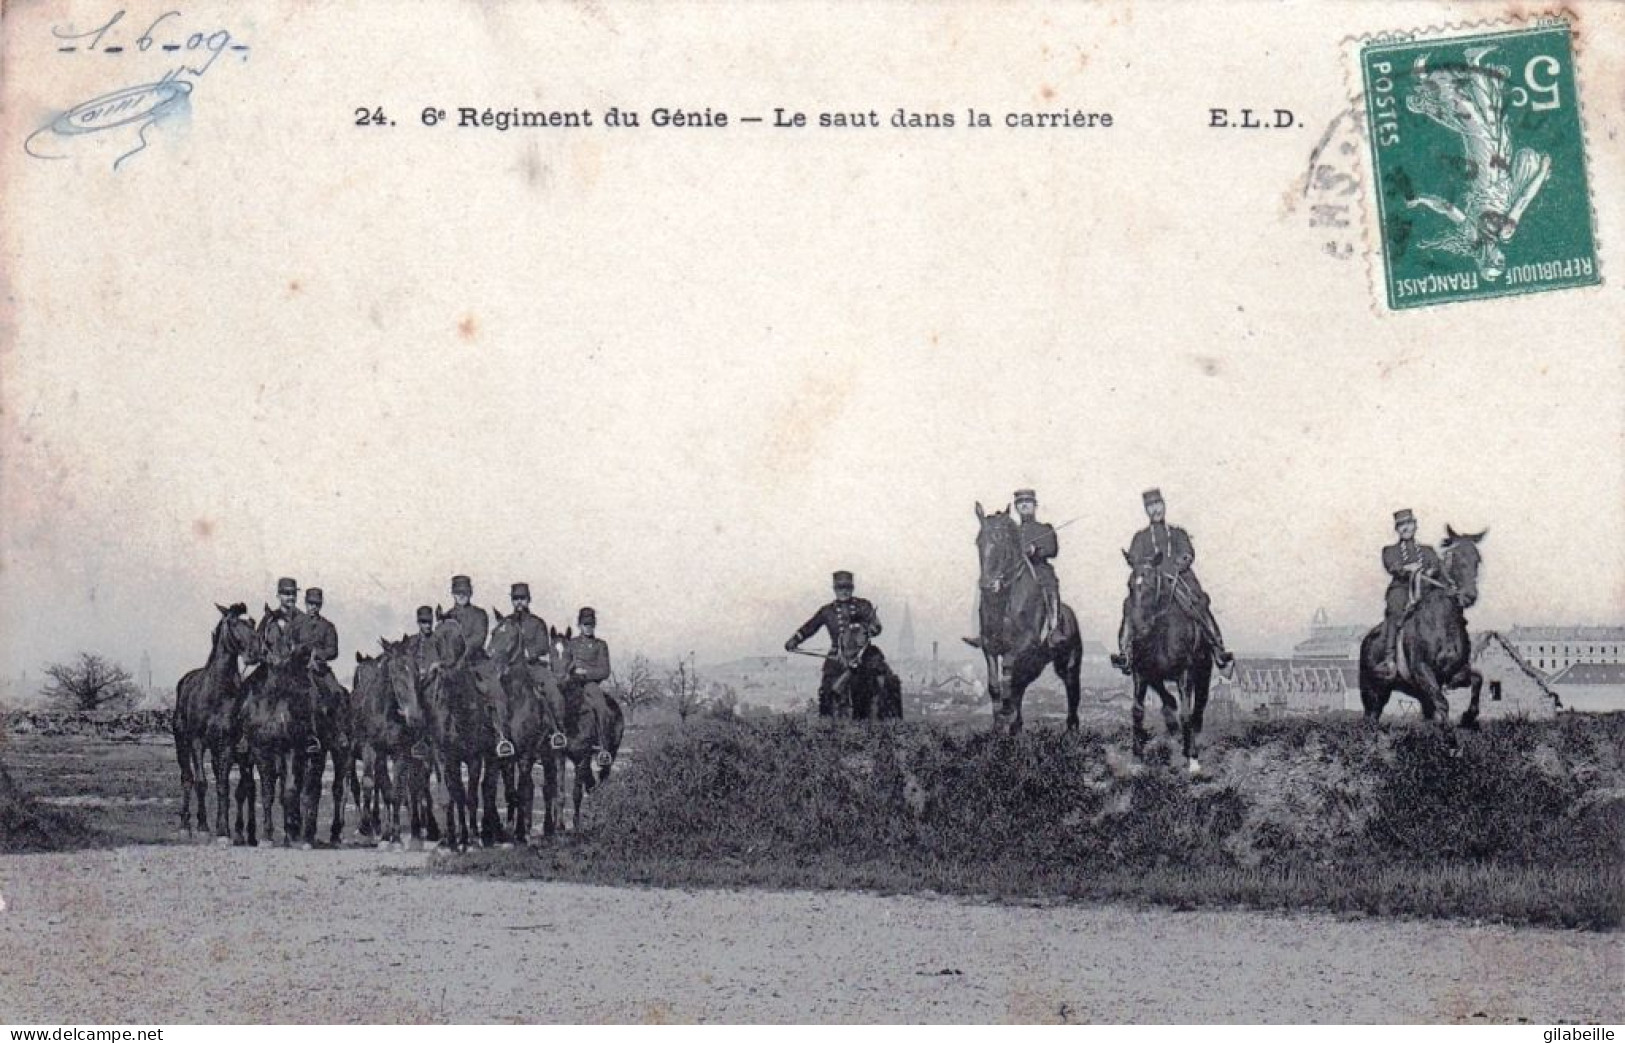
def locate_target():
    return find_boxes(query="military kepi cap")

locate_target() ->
[1142,488,1164,506]
[305,587,324,605]
[578,606,596,625]
[1393,508,1416,526]
[1013,488,1037,504]
[832,570,855,588]
[416,605,434,623]
[451,575,473,594]
[510,582,531,599]
[277,577,298,595]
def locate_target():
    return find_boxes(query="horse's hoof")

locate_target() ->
[1188,759,1202,776]
[300,842,313,852]
[215,836,232,847]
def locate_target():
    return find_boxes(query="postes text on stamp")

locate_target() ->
[1360,21,1599,310]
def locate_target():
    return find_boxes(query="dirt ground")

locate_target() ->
[1,844,1618,1024]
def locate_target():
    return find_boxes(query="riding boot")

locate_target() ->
[1200,607,1235,672]
[1045,590,1064,646]
[306,711,322,754]
[1375,617,1400,680]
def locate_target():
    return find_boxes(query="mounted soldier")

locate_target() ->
[1375,508,1444,681]
[291,587,344,755]
[407,605,437,671]
[1111,489,1235,675]
[564,607,614,753]
[253,578,312,751]
[494,581,550,758]
[785,571,897,718]
[445,575,488,667]
[1013,489,1066,646]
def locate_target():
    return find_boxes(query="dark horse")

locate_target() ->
[476,611,568,844]
[240,607,353,847]
[1359,526,1488,729]
[173,603,258,843]
[419,616,490,850]
[965,503,1084,734]
[352,640,438,848]
[825,623,903,721]
[547,627,625,832]
[1122,551,1213,773]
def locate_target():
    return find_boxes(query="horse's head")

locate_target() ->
[974,501,1022,594]
[213,602,256,658]
[1440,525,1487,608]
[837,621,870,667]
[487,607,525,670]
[430,606,467,667]
[548,626,575,681]
[1122,549,1170,621]
[376,637,425,727]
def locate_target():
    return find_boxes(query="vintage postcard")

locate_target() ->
[1,0,1621,1028]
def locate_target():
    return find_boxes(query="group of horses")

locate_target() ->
[969,503,1491,772]
[172,606,624,850]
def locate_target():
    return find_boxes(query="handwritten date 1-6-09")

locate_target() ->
[53,9,247,74]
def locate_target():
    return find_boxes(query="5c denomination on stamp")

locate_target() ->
[1359,20,1599,310]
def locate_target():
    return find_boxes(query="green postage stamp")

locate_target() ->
[1359,20,1599,310]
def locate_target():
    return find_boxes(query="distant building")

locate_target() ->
[1292,608,1368,660]
[1217,657,1357,714]
[1547,662,1625,714]
[1469,632,1559,719]
[1505,626,1625,676]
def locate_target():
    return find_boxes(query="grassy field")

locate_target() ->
[4,712,1621,929]
[446,713,1625,930]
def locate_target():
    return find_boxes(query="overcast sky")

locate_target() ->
[3,3,1621,690]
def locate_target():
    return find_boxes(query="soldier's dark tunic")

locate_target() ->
[446,603,489,661]
[291,612,345,709]
[1381,540,1443,618]
[1020,518,1059,589]
[508,610,549,663]
[565,634,613,745]
[793,598,890,718]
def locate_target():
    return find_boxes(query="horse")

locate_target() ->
[1359,527,1487,729]
[476,611,568,844]
[419,615,490,851]
[964,503,1084,734]
[172,603,257,843]
[1121,550,1214,774]
[352,640,438,848]
[239,607,316,846]
[546,627,624,832]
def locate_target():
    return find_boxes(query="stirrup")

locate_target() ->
[305,737,322,754]
[495,738,515,759]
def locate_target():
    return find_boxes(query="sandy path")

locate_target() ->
[0,846,1617,1023]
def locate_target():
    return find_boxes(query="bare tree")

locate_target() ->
[41,653,139,712]
[666,655,705,723]
[605,653,662,725]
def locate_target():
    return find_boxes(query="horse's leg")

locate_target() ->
[503,761,519,839]
[542,752,560,837]
[1131,678,1149,760]
[256,753,278,846]
[1412,663,1456,745]
[480,757,501,847]
[175,736,195,837]
[210,745,233,841]
[419,759,442,843]
[1059,642,1083,734]
[515,757,535,844]
[329,748,348,846]
[573,762,586,832]
[1458,668,1484,730]
[1154,681,1181,739]
[983,651,1001,711]
[234,755,256,845]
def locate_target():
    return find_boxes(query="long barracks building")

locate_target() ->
[1504,626,1625,676]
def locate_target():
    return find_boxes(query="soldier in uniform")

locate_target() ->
[1111,489,1235,674]
[1376,508,1443,680]
[1013,488,1065,645]
[445,575,488,667]
[785,571,897,717]
[290,587,344,753]
[565,607,613,751]
[407,605,437,672]
[254,576,303,691]
[492,581,550,758]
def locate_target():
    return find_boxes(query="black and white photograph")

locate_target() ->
[1,0,1621,1028]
